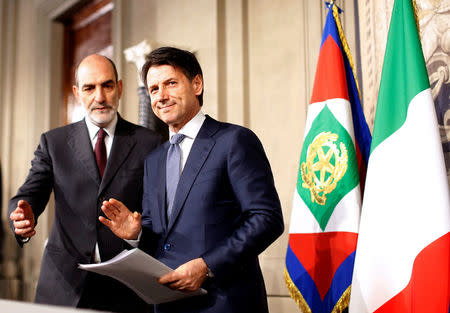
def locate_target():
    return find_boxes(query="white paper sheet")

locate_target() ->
[78,248,207,304]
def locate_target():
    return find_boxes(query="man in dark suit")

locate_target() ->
[8,54,160,312]
[100,47,284,313]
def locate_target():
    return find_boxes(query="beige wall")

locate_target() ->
[0,0,361,312]
[119,0,221,122]
[0,0,62,300]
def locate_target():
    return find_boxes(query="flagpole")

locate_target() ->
[331,4,362,99]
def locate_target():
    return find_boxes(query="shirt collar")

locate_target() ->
[169,110,206,141]
[85,114,118,140]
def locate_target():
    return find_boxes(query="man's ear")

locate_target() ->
[72,85,79,101]
[117,80,123,99]
[192,74,203,96]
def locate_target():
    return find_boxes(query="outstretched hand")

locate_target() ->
[10,200,36,238]
[99,198,142,240]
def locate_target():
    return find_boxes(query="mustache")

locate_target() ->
[91,104,114,110]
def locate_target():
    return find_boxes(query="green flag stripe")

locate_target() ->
[371,0,430,152]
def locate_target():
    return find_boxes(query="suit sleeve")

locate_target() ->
[138,156,158,255]
[201,128,284,280]
[8,133,54,246]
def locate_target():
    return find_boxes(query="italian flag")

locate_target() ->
[349,0,450,312]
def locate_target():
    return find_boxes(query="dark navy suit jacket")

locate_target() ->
[8,116,161,310]
[140,115,284,313]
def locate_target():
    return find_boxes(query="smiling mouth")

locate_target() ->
[159,103,175,112]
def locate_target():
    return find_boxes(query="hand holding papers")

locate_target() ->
[78,248,206,304]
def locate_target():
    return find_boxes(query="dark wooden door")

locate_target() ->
[57,0,113,125]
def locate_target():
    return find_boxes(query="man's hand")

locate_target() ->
[99,198,142,240]
[10,200,36,238]
[158,258,209,292]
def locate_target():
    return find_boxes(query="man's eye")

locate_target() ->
[83,86,94,92]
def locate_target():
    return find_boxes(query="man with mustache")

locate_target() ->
[8,54,160,312]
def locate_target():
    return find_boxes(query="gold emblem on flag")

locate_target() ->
[301,132,348,205]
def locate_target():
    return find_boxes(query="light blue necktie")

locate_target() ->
[166,133,186,222]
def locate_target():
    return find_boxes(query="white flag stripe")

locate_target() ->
[291,97,361,235]
[289,184,361,234]
[350,89,450,312]
[303,102,327,137]
[326,185,360,232]
[303,99,357,145]
[289,191,322,233]
[327,99,357,142]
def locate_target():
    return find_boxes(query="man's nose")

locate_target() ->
[95,87,106,103]
[158,86,170,102]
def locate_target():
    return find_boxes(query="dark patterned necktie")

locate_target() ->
[95,128,107,178]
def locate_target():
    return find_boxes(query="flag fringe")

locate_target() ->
[331,4,361,100]
[285,267,351,313]
[331,285,351,313]
[284,268,312,313]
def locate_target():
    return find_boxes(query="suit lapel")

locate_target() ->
[99,117,136,195]
[68,120,101,186]
[156,142,170,229]
[167,116,219,231]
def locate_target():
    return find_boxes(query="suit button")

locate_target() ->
[164,243,172,251]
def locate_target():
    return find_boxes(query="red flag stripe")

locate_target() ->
[310,34,349,104]
[374,233,450,313]
[289,232,358,300]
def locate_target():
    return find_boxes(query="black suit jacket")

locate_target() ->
[8,116,160,309]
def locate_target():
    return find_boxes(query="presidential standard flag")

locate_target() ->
[349,0,450,312]
[285,3,371,313]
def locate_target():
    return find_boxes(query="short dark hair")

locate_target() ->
[75,55,118,87]
[141,47,204,106]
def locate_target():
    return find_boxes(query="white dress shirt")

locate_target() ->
[169,110,206,172]
[85,114,117,158]
[85,114,118,263]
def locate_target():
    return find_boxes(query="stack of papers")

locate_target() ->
[79,248,206,304]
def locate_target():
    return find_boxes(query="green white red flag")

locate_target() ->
[349,0,450,312]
